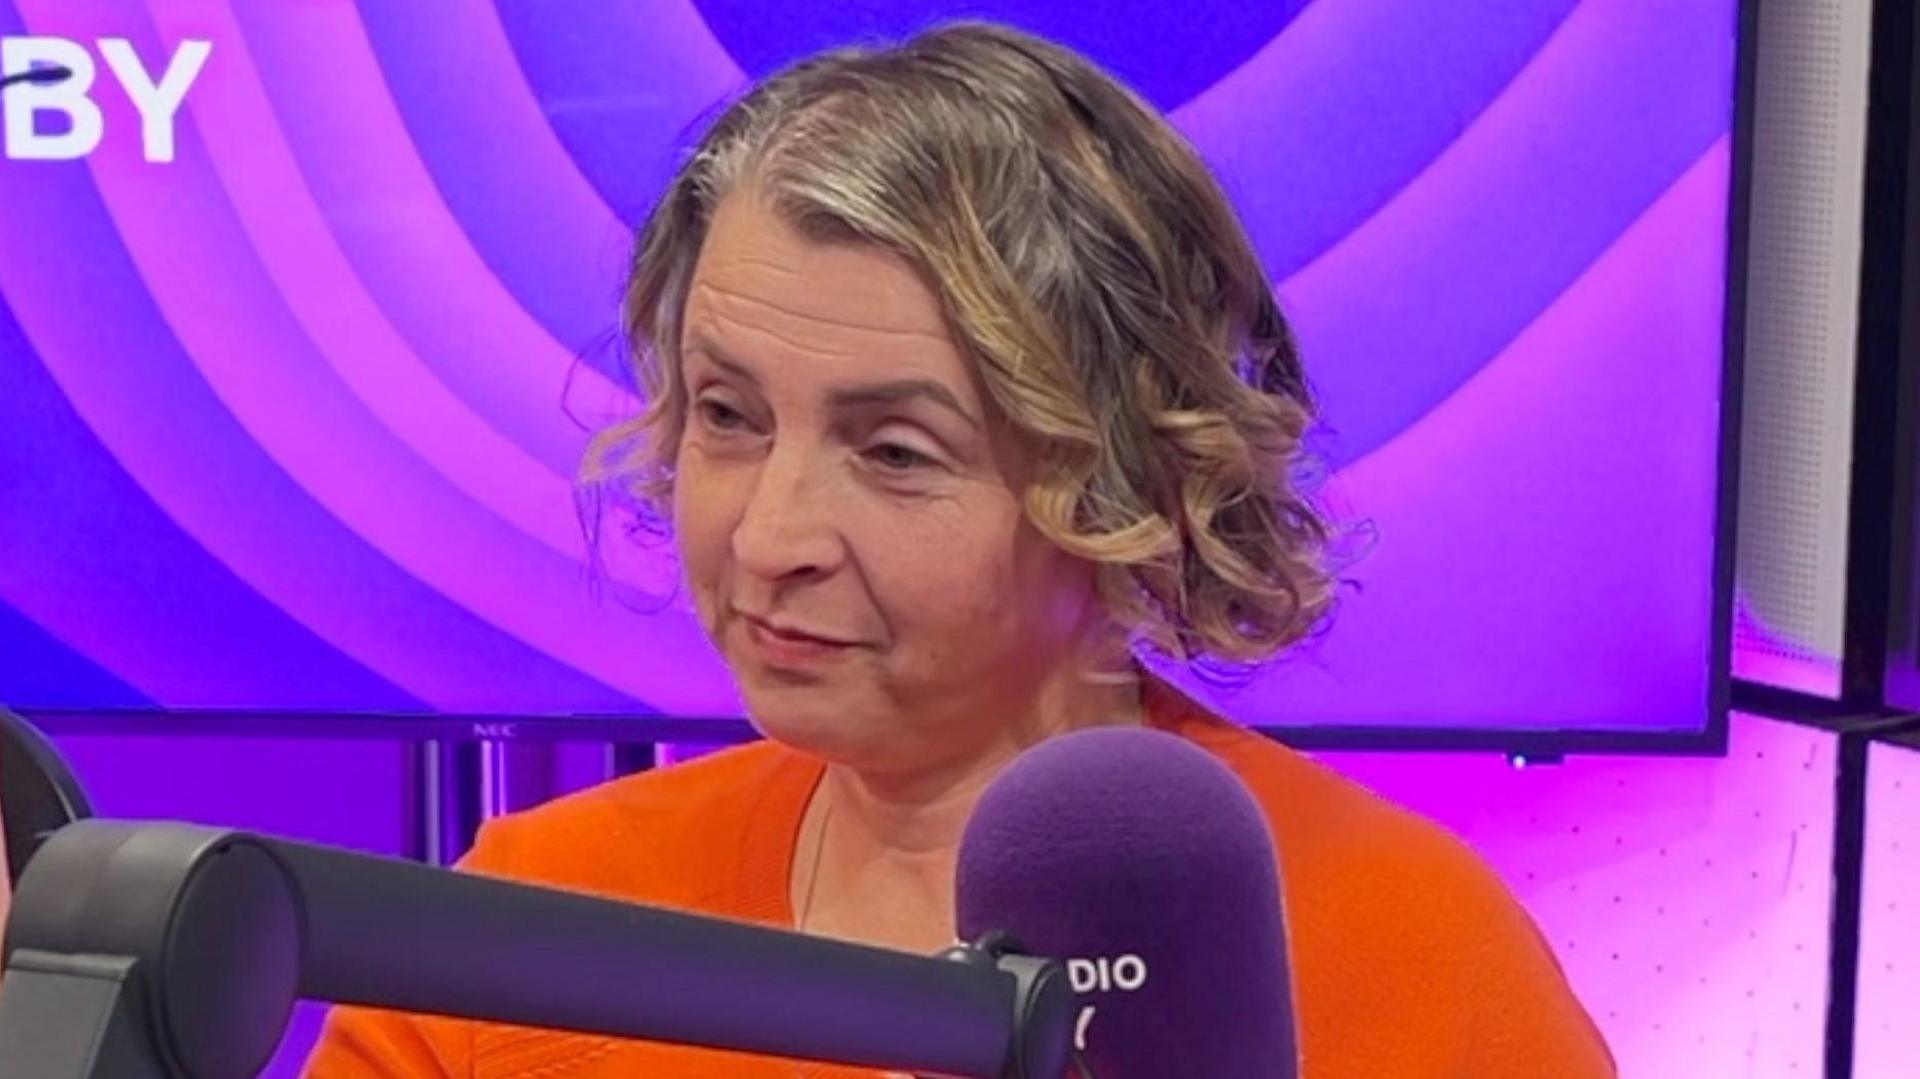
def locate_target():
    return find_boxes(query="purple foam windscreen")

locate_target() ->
[955,726,1298,1078]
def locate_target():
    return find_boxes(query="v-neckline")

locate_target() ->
[732,676,1199,931]
[734,742,828,931]
[719,679,1201,1077]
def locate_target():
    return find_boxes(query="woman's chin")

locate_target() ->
[739,684,872,759]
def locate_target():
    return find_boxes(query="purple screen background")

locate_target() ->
[0,0,1738,737]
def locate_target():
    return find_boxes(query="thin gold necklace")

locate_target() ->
[796,796,832,930]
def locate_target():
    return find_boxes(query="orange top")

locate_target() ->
[303,684,1614,1078]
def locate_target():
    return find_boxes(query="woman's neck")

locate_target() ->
[792,672,1145,951]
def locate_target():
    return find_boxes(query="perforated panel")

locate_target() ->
[1733,0,1873,697]
[1853,734,1920,1078]
[1320,712,1835,1076]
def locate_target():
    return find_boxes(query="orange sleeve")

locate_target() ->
[299,822,525,1079]
[299,1004,472,1079]
[1456,861,1617,1077]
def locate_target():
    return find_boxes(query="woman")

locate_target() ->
[306,23,1612,1078]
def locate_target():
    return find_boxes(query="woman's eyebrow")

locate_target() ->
[686,331,982,430]
[682,335,761,386]
[828,379,982,431]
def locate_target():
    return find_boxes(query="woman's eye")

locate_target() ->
[697,398,750,432]
[864,442,937,472]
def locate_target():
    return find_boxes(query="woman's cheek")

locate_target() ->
[672,453,743,622]
[857,506,1020,629]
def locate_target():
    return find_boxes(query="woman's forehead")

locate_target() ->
[683,192,973,386]
[689,191,951,341]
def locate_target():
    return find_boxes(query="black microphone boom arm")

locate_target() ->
[0,820,1074,1079]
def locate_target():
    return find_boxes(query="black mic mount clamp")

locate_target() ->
[938,931,1080,1079]
[0,820,1076,1079]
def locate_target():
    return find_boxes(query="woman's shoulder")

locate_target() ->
[1153,684,1608,1069]
[1148,681,1540,947]
[457,740,810,909]
[1150,682,1477,853]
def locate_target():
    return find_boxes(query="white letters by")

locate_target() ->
[2,36,210,162]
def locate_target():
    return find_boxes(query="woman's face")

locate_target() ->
[673,188,1097,774]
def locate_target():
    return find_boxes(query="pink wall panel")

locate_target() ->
[1853,735,1920,1078]
[1317,712,1835,1076]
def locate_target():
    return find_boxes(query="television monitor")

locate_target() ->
[0,1,1745,749]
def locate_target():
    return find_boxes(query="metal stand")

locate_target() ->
[412,739,483,866]
[0,953,165,1079]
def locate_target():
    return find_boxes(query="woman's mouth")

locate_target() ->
[738,613,859,669]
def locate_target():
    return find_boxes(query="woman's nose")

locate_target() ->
[729,443,845,583]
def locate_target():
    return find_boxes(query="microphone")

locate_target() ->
[955,726,1299,1078]
[0,821,1075,1078]
[1,708,93,887]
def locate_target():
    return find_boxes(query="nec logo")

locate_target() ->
[2,37,211,163]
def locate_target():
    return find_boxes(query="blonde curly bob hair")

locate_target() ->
[585,22,1338,672]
